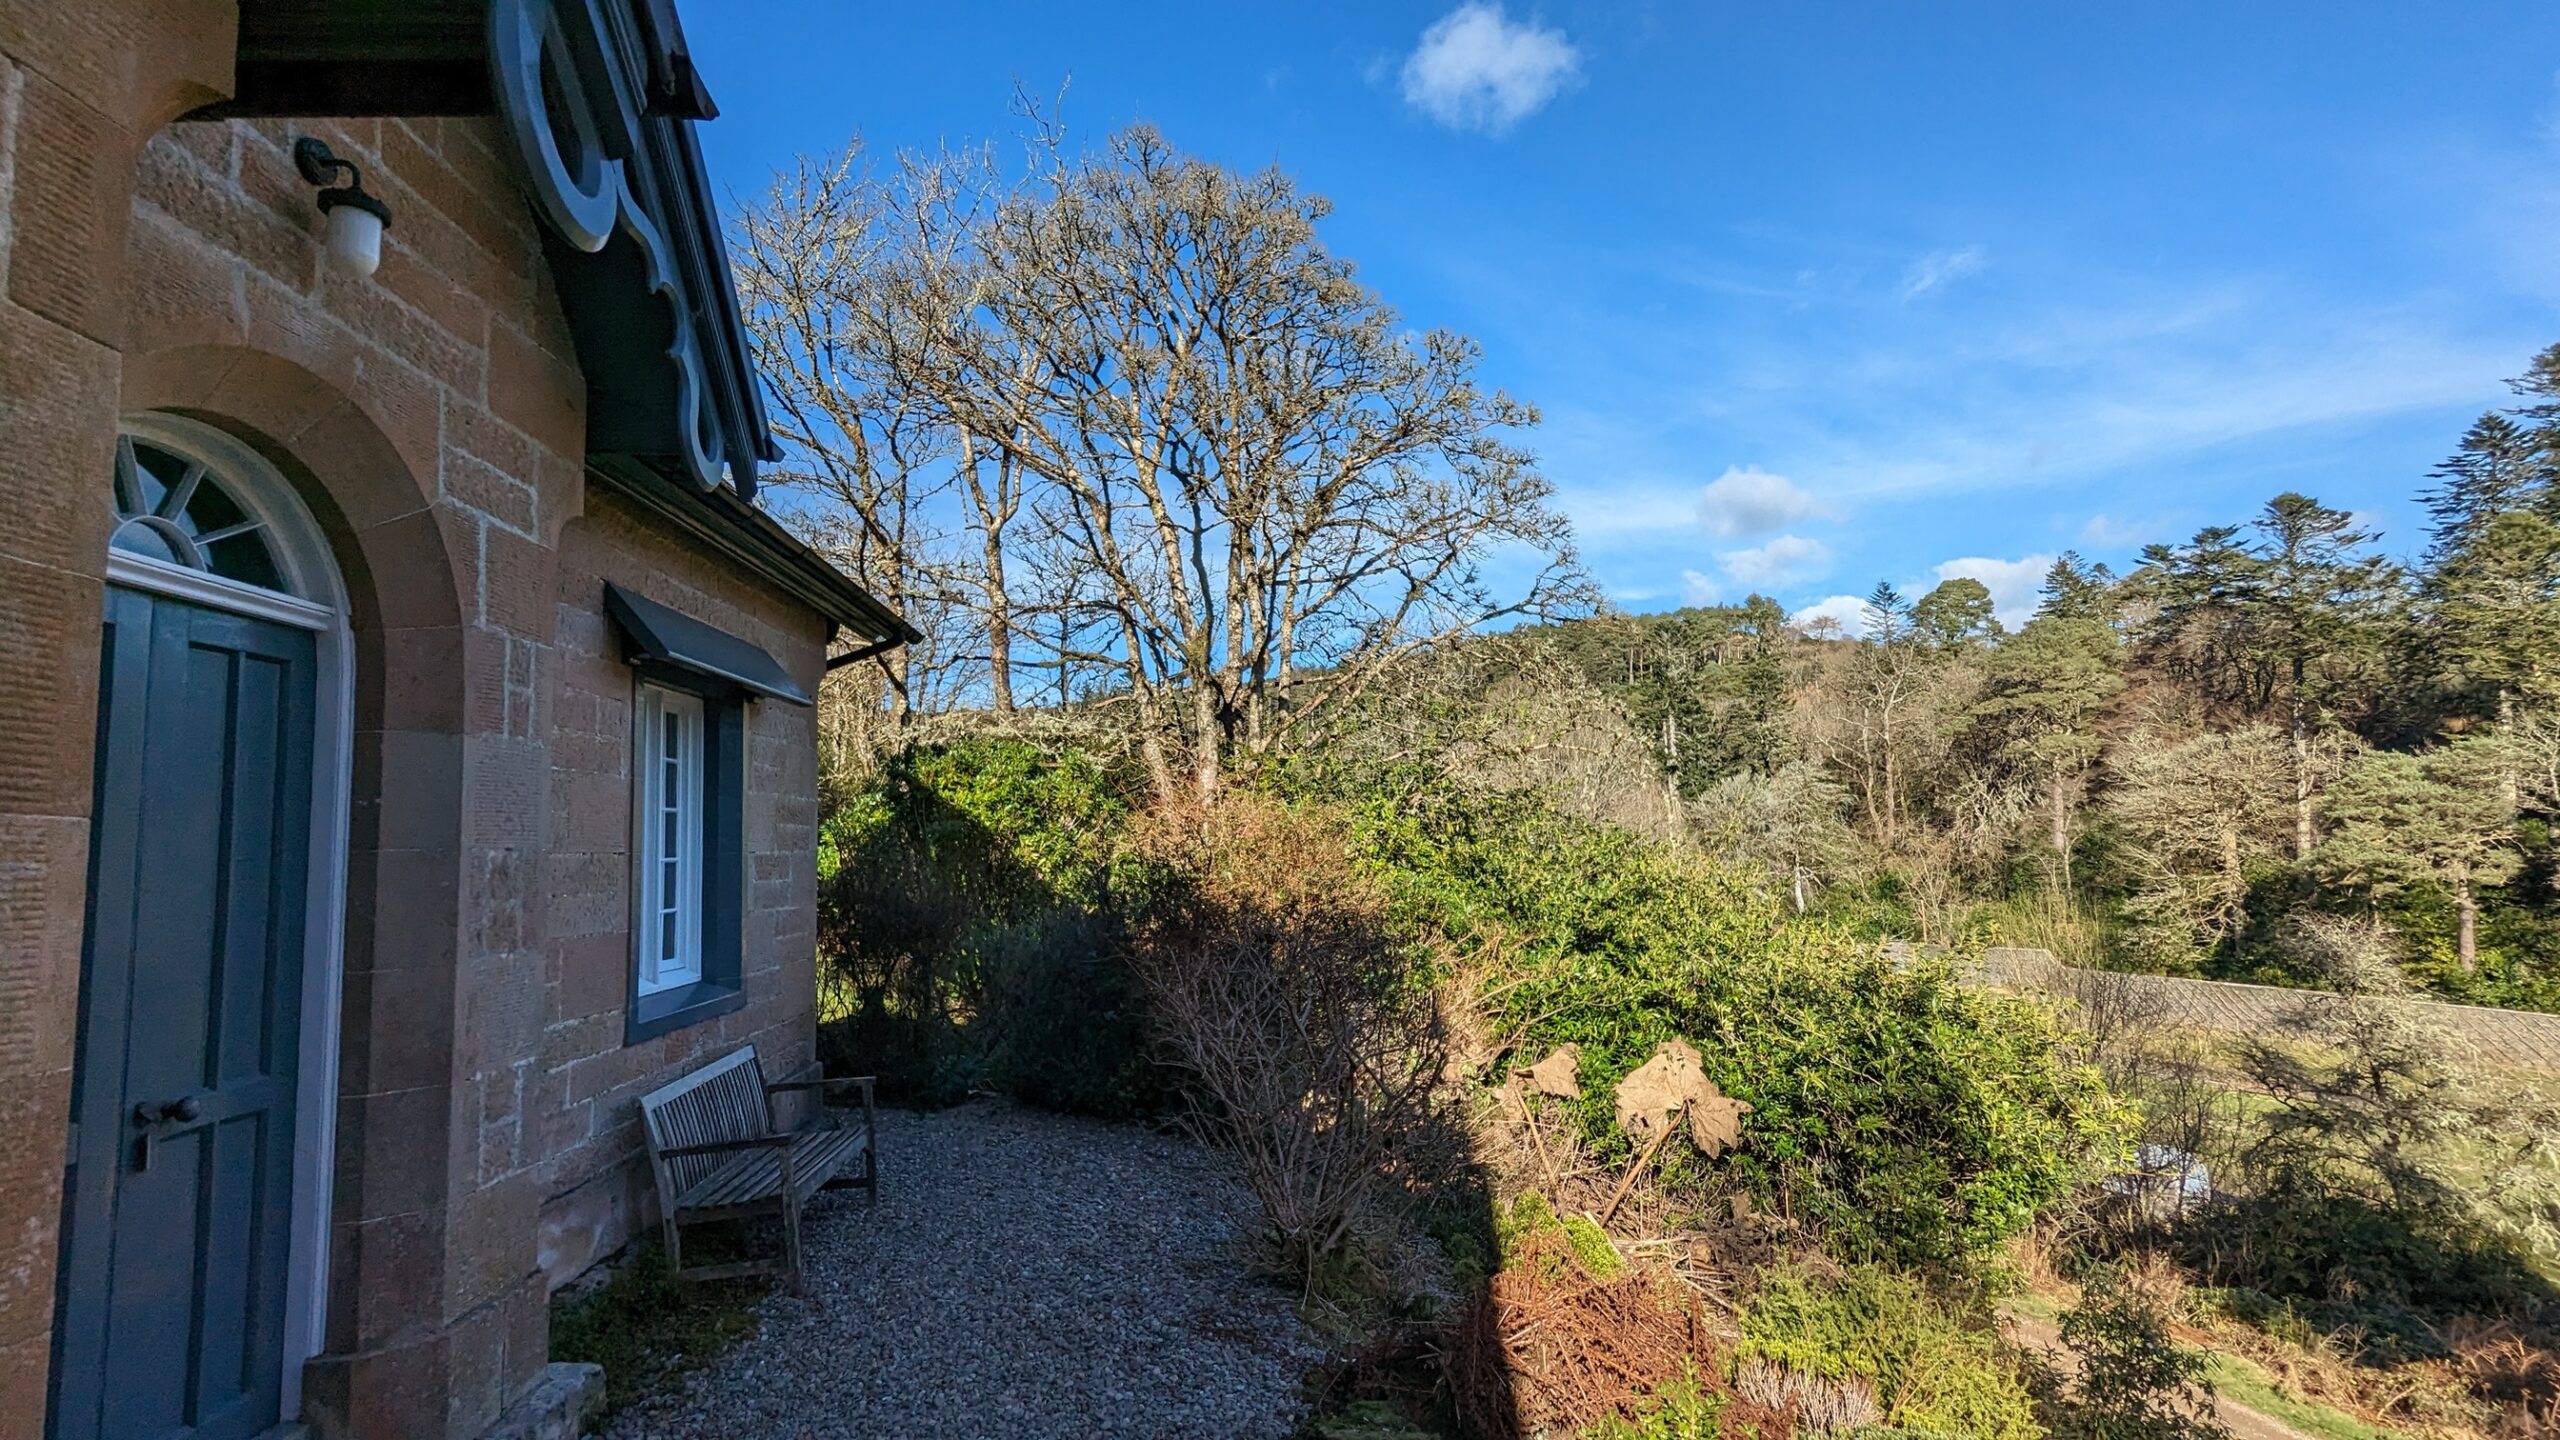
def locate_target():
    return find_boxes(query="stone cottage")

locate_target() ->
[0,4,910,1439]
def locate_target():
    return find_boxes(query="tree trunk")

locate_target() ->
[2049,770,2072,894]
[2219,825,2243,942]
[1191,677,1224,802]
[2456,870,2478,974]
[2499,686,2519,815]
[983,555,1014,713]
[1880,731,1899,846]
[2289,683,2315,860]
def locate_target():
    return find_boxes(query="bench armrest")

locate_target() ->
[765,1069,876,1147]
[656,1134,790,1161]
[763,1075,875,1095]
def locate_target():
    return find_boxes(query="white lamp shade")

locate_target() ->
[324,204,384,277]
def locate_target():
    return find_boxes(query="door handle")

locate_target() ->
[132,1094,205,1126]
[129,1093,210,1173]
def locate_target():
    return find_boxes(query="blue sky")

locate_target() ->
[685,3,2560,632]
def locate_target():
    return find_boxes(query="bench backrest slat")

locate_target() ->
[640,1046,771,1200]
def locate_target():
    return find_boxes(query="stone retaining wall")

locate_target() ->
[1966,947,2560,1071]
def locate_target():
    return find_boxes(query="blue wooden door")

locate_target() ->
[53,587,315,1440]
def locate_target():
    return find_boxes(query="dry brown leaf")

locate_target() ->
[1613,1039,1750,1158]
[1521,1042,1582,1099]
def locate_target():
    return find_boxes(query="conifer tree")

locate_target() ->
[2251,494,2400,858]
[1973,616,2126,887]
[2037,550,2119,624]
[2420,412,2546,566]
[2313,739,2519,972]
[1911,577,2002,651]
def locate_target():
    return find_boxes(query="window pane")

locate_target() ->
[110,519,183,564]
[203,532,284,591]
[125,442,179,518]
[635,684,712,1002]
[176,469,248,539]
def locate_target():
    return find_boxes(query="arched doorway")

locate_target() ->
[53,413,353,1440]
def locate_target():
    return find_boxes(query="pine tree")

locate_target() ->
[2414,405,2560,740]
[2420,412,2546,566]
[2251,494,2400,859]
[1862,581,1910,643]
[2036,550,2119,623]
[1911,577,2002,651]
[2313,739,2519,972]
[2128,525,2262,712]
[1847,581,1927,842]
[1972,616,2126,889]
[2428,510,2560,724]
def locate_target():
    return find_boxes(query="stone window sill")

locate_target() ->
[627,980,745,1045]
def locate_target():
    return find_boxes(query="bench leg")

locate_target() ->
[862,1085,879,1206]
[781,1197,807,1296]
[663,1209,686,1278]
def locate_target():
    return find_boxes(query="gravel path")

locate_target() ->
[605,1099,1317,1440]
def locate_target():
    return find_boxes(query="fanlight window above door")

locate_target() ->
[110,433,290,594]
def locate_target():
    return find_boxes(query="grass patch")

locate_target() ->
[547,1243,763,1422]
[2199,1354,2391,1440]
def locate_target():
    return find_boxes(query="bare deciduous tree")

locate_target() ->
[734,121,1589,794]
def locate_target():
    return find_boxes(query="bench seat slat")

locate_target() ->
[676,1129,869,1211]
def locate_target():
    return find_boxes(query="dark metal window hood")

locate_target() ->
[604,583,812,706]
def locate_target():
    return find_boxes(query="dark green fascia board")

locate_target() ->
[586,456,918,649]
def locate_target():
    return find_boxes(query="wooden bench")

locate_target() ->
[638,1046,877,1292]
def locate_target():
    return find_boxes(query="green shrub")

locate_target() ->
[1326,774,2132,1268]
[2039,1268,2226,1440]
[815,738,1155,1112]
[1739,1264,2042,1440]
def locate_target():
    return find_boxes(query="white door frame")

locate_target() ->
[105,412,354,1424]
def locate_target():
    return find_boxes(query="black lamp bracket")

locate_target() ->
[292,137,391,221]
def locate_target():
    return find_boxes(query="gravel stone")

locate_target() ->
[605,1099,1318,1440]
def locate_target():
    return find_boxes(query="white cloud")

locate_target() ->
[1742,318,2516,506]
[1931,554,2055,628]
[1790,594,1871,637]
[1699,465,1833,538]
[1717,534,1833,591]
[1898,245,1987,300]
[1400,4,1581,134]
[2077,513,2155,548]
[1680,568,1721,605]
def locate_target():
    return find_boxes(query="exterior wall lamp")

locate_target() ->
[292,137,392,277]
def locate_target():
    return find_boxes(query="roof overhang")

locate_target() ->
[189,0,909,650]
[588,456,918,647]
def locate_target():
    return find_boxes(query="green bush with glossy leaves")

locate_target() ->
[1310,768,2132,1268]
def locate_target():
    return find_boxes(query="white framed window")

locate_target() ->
[634,683,706,996]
